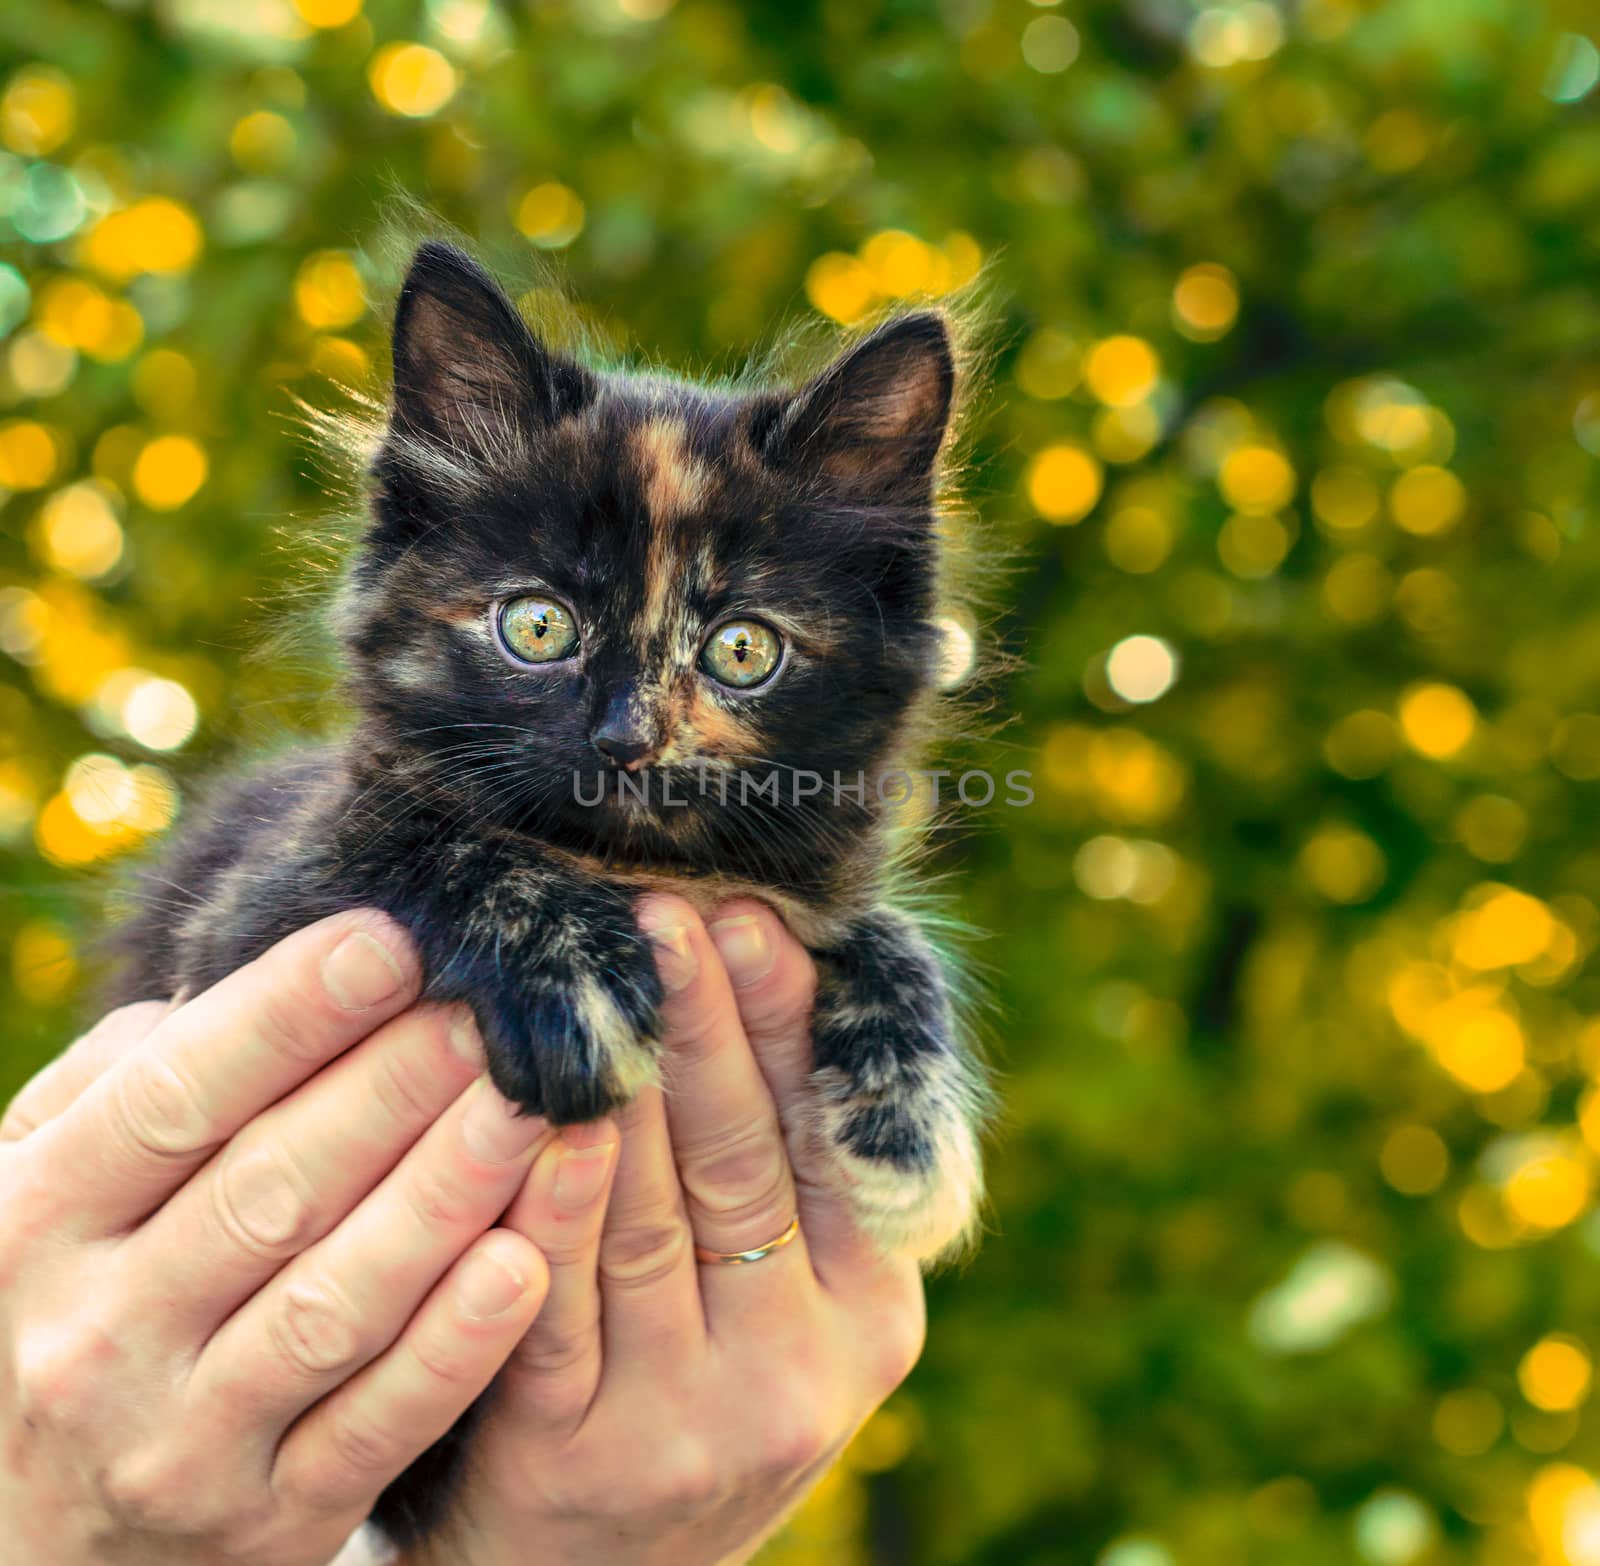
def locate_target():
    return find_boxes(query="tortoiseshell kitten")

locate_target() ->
[111,240,986,1543]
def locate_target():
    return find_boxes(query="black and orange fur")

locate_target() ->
[111,241,988,1543]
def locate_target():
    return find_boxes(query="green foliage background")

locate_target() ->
[6,1,1600,1562]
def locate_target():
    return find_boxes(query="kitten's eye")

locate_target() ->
[700,620,781,688]
[498,596,579,664]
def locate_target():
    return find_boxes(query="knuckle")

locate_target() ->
[370,1041,448,1129]
[12,1344,73,1436]
[100,1448,211,1534]
[737,958,817,1038]
[271,1276,368,1379]
[536,1218,600,1270]
[682,1120,790,1224]
[655,1443,722,1515]
[213,1138,316,1258]
[599,1218,691,1291]
[114,1056,213,1159]
[754,1401,832,1477]
[405,1166,477,1231]
[250,988,334,1068]
[512,1314,598,1379]
[408,1326,481,1390]
[659,998,724,1062]
[323,1407,406,1483]
[13,1320,116,1436]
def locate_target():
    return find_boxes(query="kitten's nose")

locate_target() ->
[593,727,655,770]
[592,691,659,771]
[592,686,657,771]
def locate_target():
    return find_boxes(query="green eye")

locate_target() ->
[498,596,579,664]
[700,620,782,688]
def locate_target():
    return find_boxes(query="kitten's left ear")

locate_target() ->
[761,312,955,497]
[389,241,591,458]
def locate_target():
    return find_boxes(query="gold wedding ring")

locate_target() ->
[694,1214,800,1266]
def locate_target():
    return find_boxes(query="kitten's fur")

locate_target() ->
[111,241,986,1543]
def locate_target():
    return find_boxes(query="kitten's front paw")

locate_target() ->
[807,913,987,1265]
[806,1044,985,1266]
[463,917,663,1124]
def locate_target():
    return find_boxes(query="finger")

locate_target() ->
[118,1003,484,1343]
[273,1230,548,1517]
[708,902,818,1112]
[637,897,810,1318]
[709,901,911,1294]
[596,1085,704,1368]
[493,1119,618,1432]
[29,911,421,1235]
[0,1001,168,1142]
[190,1076,553,1439]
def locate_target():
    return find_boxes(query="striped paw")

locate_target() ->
[805,1050,986,1266]
[454,924,663,1124]
[806,908,988,1264]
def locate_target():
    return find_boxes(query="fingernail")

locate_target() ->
[448,1009,485,1067]
[461,1083,548,1163]
[637,901,698,993]
[709,914,773,988]
[322,926,409,1011]
[648,923,697,993]
[552,1133,616,1212]
[457,1241,528,1320]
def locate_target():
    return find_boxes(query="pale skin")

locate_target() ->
[0,897,926,1566]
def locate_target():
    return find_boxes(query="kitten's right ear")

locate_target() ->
[757,312,955,500]
[388,241,591,458]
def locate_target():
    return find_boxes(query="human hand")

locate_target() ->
[404,898,927,1566]
[0,912,563,1566]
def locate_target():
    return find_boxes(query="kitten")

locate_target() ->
[111,240,987,1542]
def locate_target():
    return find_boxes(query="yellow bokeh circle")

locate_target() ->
[1219,445,1295,513]
[369,43,458,118]
[1172,262,1238,341]
[514,183,586,249]
[1519,1336,1593,1413]
[295,250,367,330]
[1027,444,1104,524]
[82,198,203,280]
[1398,682,1476,760]
[1084,335,1159,408]
[132,434,208,510]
